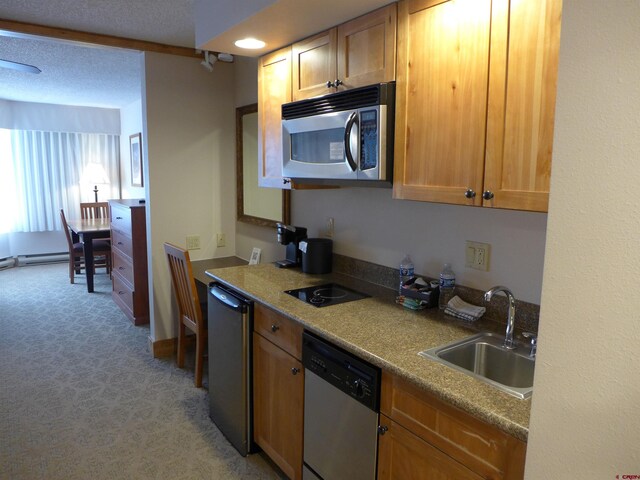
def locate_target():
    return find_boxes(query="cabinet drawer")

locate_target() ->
[110,204,132,234]
[112,273,134,315]
[111,228,133,260]
[254,303,303,360]
[112,249,134,286]
[381,371,526,479]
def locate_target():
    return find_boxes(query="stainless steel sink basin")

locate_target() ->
[419,332,535,399]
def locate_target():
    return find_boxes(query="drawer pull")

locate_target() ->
[118,291,125,295]
[116,216,123,219]
[271,324,280,333]
[118,266,124,270]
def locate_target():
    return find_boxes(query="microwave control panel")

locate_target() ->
[360,109,378,171]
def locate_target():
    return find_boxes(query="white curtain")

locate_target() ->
[1,130,120,233]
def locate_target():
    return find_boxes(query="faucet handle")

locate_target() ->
[522,332,537,357]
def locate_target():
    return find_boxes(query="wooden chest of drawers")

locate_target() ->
[109,199,149,325]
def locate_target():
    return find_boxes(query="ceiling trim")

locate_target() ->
[0,18,202,58]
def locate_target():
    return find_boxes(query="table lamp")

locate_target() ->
[83,163,110,202]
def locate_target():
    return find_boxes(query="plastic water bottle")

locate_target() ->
[399,254,414,294]
[438,263,455,309]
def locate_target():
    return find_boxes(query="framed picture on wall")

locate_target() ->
[130,133,143,187]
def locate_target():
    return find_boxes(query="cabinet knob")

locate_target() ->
[464,188,476,199]
[283,178,291,185]
[326,80,334,88]
[271,324,280,332]
[378,425,389,435]
[334,79,343,87]
[291,367,300,375]
[482,190,495,201]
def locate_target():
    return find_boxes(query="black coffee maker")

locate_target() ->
[275,223,307,268]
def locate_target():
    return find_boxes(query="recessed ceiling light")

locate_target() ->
[234,38,266,49]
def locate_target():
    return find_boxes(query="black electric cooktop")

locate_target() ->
[285,283,370,308]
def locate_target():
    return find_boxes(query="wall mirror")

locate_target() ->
[236,103,290,228]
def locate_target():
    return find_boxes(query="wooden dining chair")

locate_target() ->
[60,209,111,284]
[80,202,110,220]
[164,242,207,388]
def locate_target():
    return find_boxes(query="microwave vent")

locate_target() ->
[282,82,395,120]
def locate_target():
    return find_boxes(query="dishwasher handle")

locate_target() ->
[209,284,248,313]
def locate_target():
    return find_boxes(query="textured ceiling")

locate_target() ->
[0,36,142,108]
[0,0,195,47]
[0,0,194,108]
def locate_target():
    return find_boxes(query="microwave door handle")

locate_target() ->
[344,112,358,172]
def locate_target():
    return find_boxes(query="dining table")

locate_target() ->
[67,217,111,293]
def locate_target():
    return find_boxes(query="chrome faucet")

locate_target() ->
[484,286,517,349]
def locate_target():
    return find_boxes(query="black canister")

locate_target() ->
[300,238,333,274]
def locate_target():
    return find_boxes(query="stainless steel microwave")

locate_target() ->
[282,82,395,186]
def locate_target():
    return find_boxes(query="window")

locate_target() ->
[0,129,120,233]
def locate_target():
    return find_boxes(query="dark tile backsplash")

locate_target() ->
[333,253,539,334]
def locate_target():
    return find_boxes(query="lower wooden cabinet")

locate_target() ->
[253,331,304,480]
[379,371,526,480]
[378,415,483,480]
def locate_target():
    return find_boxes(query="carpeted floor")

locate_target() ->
[0,263,281,480]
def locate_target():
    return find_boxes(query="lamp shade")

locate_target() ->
[82,162,110,185]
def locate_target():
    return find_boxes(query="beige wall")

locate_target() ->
[293,186,547,304]
[525,1,640,476]
[142,51,236,341]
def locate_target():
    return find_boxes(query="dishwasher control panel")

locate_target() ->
[302,330,380,411]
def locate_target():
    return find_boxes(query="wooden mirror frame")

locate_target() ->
[236,103,290,228]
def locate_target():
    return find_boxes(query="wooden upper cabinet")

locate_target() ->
[258,47,292,189]
[394,0,562,212]
[393,0,493,206]
[337,4,397,90]
[292,4,397,101]
[292,29,337,101]
[483,0,562,212]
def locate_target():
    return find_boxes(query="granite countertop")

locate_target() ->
[205,263,531,442]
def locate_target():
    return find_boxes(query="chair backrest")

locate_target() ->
[80,202,109,220]
[59,209,75,251]
[164,242,202,328]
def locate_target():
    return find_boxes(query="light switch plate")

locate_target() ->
[465,241,491,271]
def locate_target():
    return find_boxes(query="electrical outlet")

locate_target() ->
[216,233,226,247]
[465,241,491,271]
[325,217,335,239]
[186,235,201,250]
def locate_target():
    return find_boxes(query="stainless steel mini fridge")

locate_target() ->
[208,282,254,456]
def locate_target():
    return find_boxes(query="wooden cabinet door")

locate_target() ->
[483,0,562,212]
[292,29,337,101]
[378,416,484,480]
[258,47,292,189]
[337,4,397,90]
[393,0,493,206]
[253,332,303,480]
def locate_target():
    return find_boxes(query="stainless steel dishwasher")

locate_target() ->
[207,283,255,456]
[302,331,381,480]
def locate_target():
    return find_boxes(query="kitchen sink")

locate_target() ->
[419,332,535,399]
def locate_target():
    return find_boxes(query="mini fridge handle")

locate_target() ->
[209,284,247,312]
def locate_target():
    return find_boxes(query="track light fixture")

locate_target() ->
[200,51,235,72]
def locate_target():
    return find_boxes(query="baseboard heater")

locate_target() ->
[0,257,16,269]
[17,253,68,266]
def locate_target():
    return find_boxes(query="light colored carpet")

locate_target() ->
[0,263,281,480]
